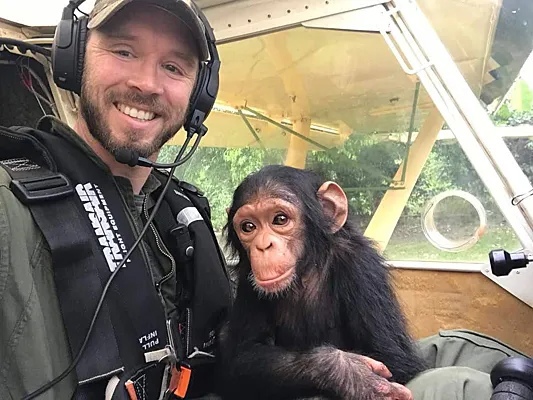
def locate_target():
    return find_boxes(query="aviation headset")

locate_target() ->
[51,0,220,136]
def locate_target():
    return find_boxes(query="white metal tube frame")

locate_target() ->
[203,0,389,44]
[379,0,533,307]
[380,1,533,249]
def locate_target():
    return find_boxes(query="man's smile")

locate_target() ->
[115,102,157,121]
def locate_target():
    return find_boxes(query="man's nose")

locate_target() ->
[126,61,164,96]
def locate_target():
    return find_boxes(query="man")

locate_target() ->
[0,1,231,399]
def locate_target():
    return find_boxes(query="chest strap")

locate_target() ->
[0,127,171,399]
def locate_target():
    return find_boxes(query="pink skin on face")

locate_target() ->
[233,198,303,294]
[75,3,199,192]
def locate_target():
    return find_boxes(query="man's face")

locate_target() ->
[80,3,200,158]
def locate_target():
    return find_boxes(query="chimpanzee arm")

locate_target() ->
[217,275,410,400]
[337,245,427,384]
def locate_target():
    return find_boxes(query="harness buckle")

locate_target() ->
[167,362,192,399]
[11,173,73,204]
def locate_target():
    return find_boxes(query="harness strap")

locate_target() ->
[0,125,171,398]
[0,156,124,387]
[1,121,231,399]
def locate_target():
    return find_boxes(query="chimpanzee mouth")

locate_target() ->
[251,267,295,297]
[256,267,294,285]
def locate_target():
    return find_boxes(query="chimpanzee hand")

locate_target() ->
[334,350,413,400]
[359,355,393,379]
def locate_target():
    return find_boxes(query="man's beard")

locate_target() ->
[79,77,187,159]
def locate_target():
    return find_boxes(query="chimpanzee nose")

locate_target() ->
[255,232,274,251]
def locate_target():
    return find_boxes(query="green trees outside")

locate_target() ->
[161,129,525,233]
[158,80,533,261]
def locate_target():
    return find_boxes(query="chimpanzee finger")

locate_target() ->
[360,355,392,379]
[387,382,413,400]
[372,379,413,400]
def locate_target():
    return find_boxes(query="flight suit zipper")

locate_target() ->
[142,195,176,289]
[113,177,156,287]
[142,195,191,356]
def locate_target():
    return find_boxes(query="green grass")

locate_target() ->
[384,225,521,262]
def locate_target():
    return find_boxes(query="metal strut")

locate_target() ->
[380,0,533,307]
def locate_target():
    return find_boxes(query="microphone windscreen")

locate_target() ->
[114,148,139,167]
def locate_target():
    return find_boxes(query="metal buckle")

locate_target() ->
[11,173,73,204]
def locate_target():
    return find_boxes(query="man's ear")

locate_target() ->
[317,181,348,233]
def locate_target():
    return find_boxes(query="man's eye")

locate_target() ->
[273,214,288,226]
[164,64,181,74]
[114,50,132,58]
[240,221,255,233]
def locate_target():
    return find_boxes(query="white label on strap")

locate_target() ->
[177,207,203,227]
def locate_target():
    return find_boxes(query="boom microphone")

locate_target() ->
[114,148,142,167]
[114,148,192,168]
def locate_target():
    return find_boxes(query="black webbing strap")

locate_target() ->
[0,157,124,385]
[0,124,175,398]
[151,174,231,398]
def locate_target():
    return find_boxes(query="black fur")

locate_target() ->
[217,165,427,399]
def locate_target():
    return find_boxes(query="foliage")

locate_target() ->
[157,92,533,234]
[158,145,284,230]
[493,107,533,126]
[385,224,519,262]
[306,136,405,217]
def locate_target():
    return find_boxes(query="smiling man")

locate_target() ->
[79,1,202,192]
[0,1,231,399]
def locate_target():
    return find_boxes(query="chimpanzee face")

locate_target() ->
[232,196,304,295]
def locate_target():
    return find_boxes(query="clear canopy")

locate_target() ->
[3,0,533,264]
[160,0,533,264]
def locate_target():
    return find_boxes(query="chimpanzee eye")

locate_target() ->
[272,214,288,226]
[240,221,256,233]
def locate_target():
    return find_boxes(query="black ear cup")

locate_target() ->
[189,65,208,113]
[74,17,88,95]
[183,2,220,135]
[51,0,88,95]
[185,63,211,134]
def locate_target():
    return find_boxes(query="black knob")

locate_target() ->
[489,250,529,277]
[490,358,533,400]
[491,381,533,400]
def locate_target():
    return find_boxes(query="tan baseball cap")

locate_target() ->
[87,0,209,61]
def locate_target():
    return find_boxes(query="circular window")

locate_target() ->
[421,190,487,252]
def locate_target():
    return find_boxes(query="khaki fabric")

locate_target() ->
[418,329,528,372]
[408,366,494,400]
[407,329,530,400]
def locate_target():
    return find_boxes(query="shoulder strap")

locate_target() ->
[0,128,90,260]
[0,126,171,399]
[0,126,124,387]
[152,169,227,272]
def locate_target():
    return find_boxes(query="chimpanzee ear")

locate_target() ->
[317,181,348,233]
